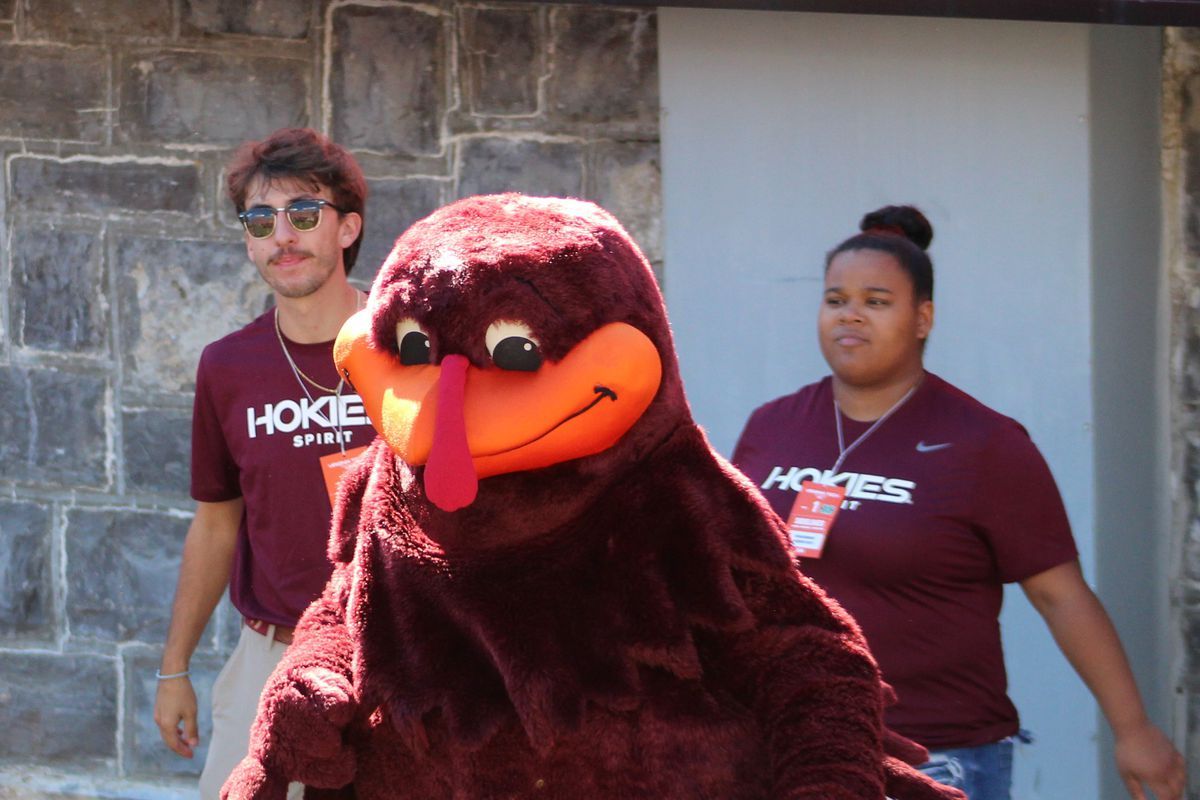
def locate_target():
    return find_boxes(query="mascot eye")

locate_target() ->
[485,320,542,372]
[395,318,432,366]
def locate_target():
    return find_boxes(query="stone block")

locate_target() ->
[329,4,446,156]
[10,156,201,216]
[1186,73,1200,129]
[0,500,52,639]
[355,177,445,285]
[456,137,583,200]
[215,593,242,655]
[0,369,32,479]
[9,223,106,354]
[546,7,658,128]
[32,370,108,488]
[0,652,116,763]
[22,0,171,39]
[118,50,307,146]
[0,771,199,799]
[122,407,190,497]
[0,367,107,489]
[123,647,223,778]
[182,0,312,39]
[64,507,188,643]
[0,44,106,142]
[1186,598,1200,655]
[1186,314,1200,425]
[1186,518,1200,581]
[1187,136,1200,251]
[1188,656,1200,733]
[113,234,270,394]
[460,7,540,116]
[587,140,662,264]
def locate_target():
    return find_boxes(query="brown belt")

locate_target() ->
[243,616,295,645]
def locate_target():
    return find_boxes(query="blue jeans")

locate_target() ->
[917,732,1027,800]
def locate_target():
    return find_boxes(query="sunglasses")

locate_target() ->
[237,198,343,239]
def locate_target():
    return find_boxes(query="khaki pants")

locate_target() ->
[199,624,304,800]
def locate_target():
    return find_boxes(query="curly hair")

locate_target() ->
[226,127,368,274]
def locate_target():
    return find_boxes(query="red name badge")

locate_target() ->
[784,481,846,558]
[319,446,368,505]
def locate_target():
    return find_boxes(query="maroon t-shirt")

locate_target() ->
[732,372,1078,749]
[191,310,375,626]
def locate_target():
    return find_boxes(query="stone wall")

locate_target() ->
[1166,26,1200,800]
[0,1,660,795]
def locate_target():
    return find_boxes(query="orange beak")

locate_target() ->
[334,310,663,511]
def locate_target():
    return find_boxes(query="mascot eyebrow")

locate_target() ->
[513,276,564,320]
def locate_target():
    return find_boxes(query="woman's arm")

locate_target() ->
[1021,560,1185,800]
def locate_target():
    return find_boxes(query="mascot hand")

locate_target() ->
[256,666,358,788]
[220,755,288,800]
[882,726,930,767]
[883,755,968,800]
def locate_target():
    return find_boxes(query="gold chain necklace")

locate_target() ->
[274,306,343,394]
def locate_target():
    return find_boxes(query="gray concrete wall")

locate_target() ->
[1088,23,1170,800]
[659,10,1171,799]
[0,1,659,795]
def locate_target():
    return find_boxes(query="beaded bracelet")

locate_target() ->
[155,669,191,680]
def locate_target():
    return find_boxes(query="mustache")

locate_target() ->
[269,247,314,264]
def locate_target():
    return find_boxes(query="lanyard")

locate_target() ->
[278,323,350,454]
[830,379,920,474]
[275,293,364,455]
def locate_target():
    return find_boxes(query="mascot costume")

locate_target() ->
[223,194,965,800]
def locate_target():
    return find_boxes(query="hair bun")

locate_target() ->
[859,205,933,250]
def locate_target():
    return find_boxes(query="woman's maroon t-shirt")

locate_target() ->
[190,310,375,627]
[732,372,1078,749]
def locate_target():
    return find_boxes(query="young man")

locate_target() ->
[153,128,372,799]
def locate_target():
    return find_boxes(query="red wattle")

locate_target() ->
[423,354,478,511]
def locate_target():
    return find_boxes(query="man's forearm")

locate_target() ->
[160,499,242,671]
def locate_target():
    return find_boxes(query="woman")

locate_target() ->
[731,205,1184,800]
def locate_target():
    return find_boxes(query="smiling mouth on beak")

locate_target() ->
[335,312,663,511]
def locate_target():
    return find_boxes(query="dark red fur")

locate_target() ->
[222,195,964,800]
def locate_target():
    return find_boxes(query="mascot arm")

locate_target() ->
[221,568,359,799]
[734,624,887,798]
[710,573,887,799]
[719,573,966,800]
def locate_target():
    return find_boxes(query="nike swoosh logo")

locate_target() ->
[916,441,953,453]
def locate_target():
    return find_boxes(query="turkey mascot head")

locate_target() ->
[335,193,684,547]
